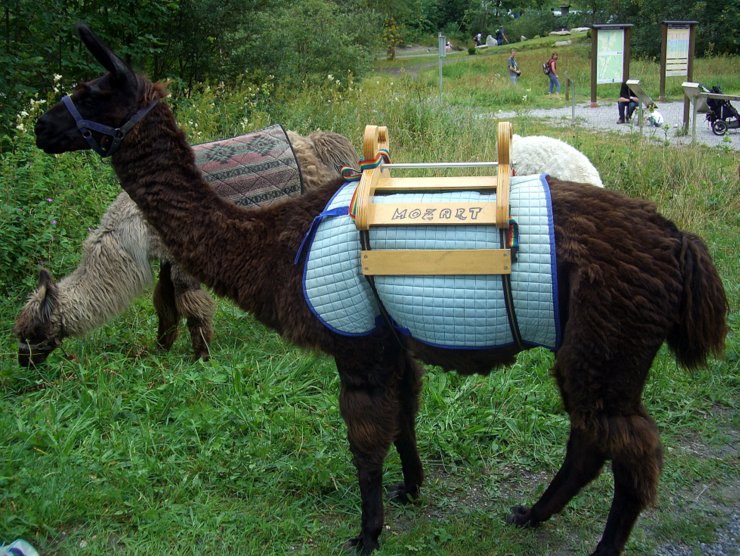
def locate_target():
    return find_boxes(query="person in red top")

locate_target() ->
[547,52,560,97]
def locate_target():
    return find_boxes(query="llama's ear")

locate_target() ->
[76,23,137,92]
[37,268,54,289]
[36,268,56,296]
[36,269,58,317]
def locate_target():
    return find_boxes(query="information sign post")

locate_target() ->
[659,21,697,130]
[590,24,634,107]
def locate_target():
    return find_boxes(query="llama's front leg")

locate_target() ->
[390,355,424,504]
[171,264,215,360]
[153,261,180,351]
[336,347,402,555]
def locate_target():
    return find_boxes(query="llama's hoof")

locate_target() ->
[507,505,535,527]
[589,543,620,556]
[389,483,420,505]
[156,339,176,353]
[344,534,379,555]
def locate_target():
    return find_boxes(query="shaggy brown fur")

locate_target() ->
[14,128,358,366]
[33,25,728,556]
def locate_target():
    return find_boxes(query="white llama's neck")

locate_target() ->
[56,221,153,336]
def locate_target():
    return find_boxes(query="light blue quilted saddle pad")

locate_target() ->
[298,174,561,350]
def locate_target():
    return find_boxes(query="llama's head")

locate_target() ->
[35,24,161,157]
[14,269,64,367]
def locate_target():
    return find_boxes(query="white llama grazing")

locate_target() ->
[512,134,604,187]
[15,130,358,366]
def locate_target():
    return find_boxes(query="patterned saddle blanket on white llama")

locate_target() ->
[193,124,303,207]
[298,174,561,350]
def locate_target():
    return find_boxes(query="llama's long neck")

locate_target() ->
[109,103,322,332]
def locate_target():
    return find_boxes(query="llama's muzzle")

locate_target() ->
[17,338,60,367]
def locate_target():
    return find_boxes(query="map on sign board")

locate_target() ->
[597,29,624,84]
[666,27,689,77]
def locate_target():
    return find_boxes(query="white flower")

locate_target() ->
[327,74,334,81]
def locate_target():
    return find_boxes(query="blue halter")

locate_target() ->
[62,94,158,157]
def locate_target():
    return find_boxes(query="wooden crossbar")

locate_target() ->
[361,249,512,276]
[374,175,499,192]
[368,203,497,226]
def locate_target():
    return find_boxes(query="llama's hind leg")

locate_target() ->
[591,408,663,556]
[508,426,606,526]
[509,347,663,555]
[171,264,215,360]
[153,261,180,351]
[390,355,424,504]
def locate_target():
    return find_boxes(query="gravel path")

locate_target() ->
[655,510,740,556]
[481,101,740,151]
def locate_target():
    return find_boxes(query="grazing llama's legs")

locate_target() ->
[153,262,215,359]
[153,262,179,351]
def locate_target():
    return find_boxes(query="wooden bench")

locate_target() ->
[351,122,514,276]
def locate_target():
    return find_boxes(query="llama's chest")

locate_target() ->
[299,175,561,350]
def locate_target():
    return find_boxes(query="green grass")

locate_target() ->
[1,39,738,555]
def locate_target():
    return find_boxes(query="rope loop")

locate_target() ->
[339,149,391,182]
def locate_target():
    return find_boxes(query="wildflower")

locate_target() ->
[16,122,26,132]
[53,74,62,83]
[47,198,53,203]
[328,74,334,81]
[52,219,57,225]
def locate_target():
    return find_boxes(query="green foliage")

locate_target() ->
[230,0,380,89]
[504,10,565,42]
[169,77,274,144]
[384,17,404,60]
[0,97,118,296]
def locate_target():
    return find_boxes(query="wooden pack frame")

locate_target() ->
[353,123,513,276]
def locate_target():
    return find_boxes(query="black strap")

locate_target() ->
[500,228,524,349]
[360,231,407,350]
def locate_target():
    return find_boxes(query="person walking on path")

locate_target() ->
[508,49,521,84]
[546,52,560,97]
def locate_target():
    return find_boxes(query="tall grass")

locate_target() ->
[0,39,737,555]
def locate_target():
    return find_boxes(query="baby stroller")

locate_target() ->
[703,85,739,136]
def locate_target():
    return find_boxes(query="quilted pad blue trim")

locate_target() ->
[300,174,560,350]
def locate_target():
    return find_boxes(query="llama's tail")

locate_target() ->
[666,231,728,368]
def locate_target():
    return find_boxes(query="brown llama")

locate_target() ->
[32,25,728,556]
[15,129,358,367]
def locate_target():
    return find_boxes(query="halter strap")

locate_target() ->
[62,95,158,158]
